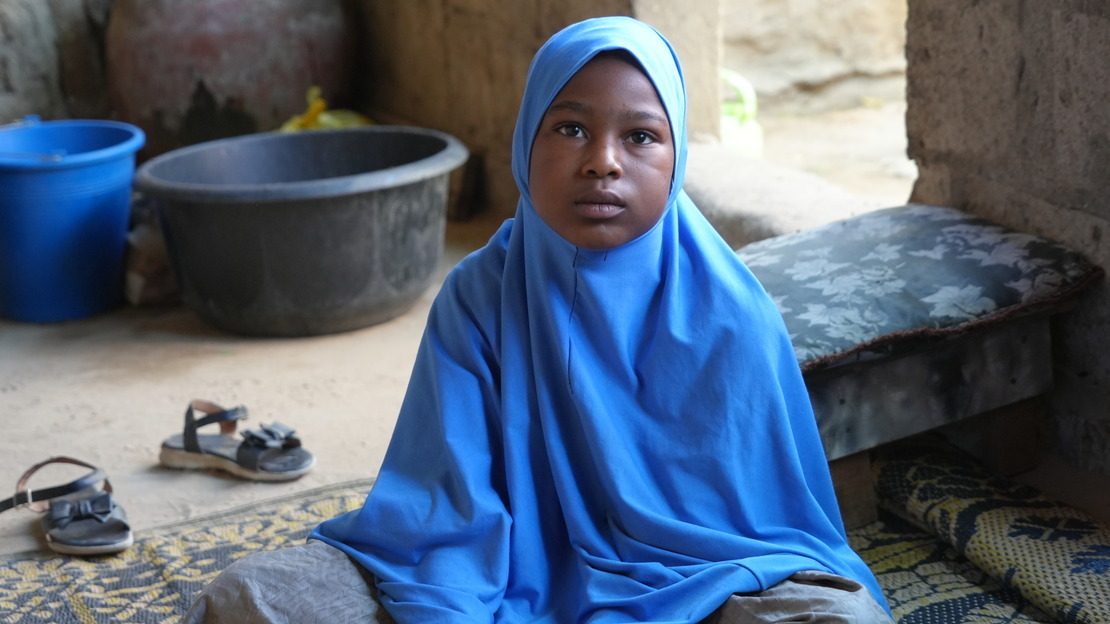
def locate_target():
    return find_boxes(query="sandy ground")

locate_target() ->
[758,102,919,208]
[0,215,498,556]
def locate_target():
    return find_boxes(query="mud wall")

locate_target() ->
[906,1,1110,474]
[0,0,112,122]
[353,0,721,219]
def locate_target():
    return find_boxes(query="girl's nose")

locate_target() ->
[583,137,622,178]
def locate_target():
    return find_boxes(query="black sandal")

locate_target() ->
[1,456,133,556]
[159,399,316,481]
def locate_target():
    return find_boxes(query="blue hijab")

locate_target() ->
[313,16,888,623]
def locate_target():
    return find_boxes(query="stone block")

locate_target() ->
[685,142,882,248]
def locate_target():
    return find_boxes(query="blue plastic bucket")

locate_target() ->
[0,116,145,322]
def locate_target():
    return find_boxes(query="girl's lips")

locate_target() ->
[576,203,623,219]
[574,190,625,219]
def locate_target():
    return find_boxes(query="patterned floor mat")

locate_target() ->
[0,464,1095,623]
[853,511,1052,623]
[874,438,1110,624]
[0,479,373,624]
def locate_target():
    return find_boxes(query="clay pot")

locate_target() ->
[106,0,356,160]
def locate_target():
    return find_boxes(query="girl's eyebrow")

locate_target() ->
[627,108,669,126]
[547,100,669,126]
[547,100,587,114]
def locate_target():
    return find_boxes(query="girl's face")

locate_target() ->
[529,54,675,250]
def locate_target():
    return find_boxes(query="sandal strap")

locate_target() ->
[49,490,123,529]
[183,399,248,454]
[241,422,300,449]
[1,456,110,514]
[237,422,301,471]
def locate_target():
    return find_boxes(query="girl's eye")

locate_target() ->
[556,123,584,138]
[627,131,655,145]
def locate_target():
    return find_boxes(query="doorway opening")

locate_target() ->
[719,1,916,208]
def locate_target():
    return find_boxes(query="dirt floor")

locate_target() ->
[4,101,1106,557]
[0,213,497,556]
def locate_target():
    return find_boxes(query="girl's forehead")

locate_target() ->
[552,53,661,100]
[560,51,652,92]
[546,55,668,122]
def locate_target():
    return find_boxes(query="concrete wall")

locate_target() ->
[0,0,113,123]
[354,0,721,220]
[722,0,906,113]
[0,0,62,123]
[635,0,722,143]
[906,1,1110,475]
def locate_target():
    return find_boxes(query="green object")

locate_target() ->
[719,69,763,156]
[721,69,759,123]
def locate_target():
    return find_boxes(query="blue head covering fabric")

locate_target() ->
[312,16,889,623]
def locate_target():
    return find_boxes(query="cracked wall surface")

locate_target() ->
[906,1,1110,475]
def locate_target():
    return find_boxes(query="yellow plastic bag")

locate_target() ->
[279,87,372,131]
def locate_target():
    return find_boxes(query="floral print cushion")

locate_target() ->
[737,204,1104,373]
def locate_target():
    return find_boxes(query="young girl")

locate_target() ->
[186,16,892,623]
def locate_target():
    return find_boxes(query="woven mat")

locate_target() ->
[0,467,1087,624]
[854,510,1052,623]
[875,438,1110,624]
[0,479,373,624]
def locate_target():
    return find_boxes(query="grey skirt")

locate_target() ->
[183,540,892,624]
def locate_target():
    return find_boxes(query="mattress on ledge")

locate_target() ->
[737,203,1104,459]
